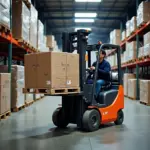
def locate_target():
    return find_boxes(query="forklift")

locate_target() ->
[52,29,124,132]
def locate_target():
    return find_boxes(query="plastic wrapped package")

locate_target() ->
[12,1,30,42]
[0,65,25,109]
[25,94,34,103]
[110,29,121,45]
[122,31,126,41]
[128,41,136,60]
[35,94,41,100]
[125,42,130,62]
[0,0,10,28]
[30,4,38,48]
[126,20,131,37]
[144,44,150,56]
[137,1,150,27]
[130,16,137,33]
[144,31,150,45]
[128,79,137,99]
[138,46,144,58]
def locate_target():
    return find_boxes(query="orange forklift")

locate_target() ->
[52,30,124,132]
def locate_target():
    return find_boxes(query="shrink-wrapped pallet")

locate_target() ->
[122,31,126,41]
[0,65,25,109]
[128,79,137,99]
[46,35,55,48]
[140,80,150,104]
[130,16,137,33]
[30,4,38,48]
[123,73,136,96]
[12,0,30,42]
[109,29,121,45]
[126,20,131,37]
[138,46,144,58]
[137,1,150,27]
[128,41,136,60]
[0,0,10,29]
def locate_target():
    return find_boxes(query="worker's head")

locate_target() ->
[99,50,106,60]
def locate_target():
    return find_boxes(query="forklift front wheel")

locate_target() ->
[82,109,101,132]
[52,108,69,128]
[114,110,124,125]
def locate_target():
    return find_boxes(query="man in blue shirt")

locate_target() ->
[90,50,111,98]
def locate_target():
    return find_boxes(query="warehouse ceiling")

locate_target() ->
[34,0,137,48]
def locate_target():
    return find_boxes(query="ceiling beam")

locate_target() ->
[44,16,124,20]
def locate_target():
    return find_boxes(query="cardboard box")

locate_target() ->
[66,53,79,87]
[0,65,25,109]
[109,29,121,45]
[144,44,150,56]
[140,80,150,103]
[138,46,144,58]
[0,73,11,114]
[46,35,55,48]
[122,31,126,41]
[12,0,30,42]
[144,32,150,45]
[126,20,131,37]
[137,1,150,27]
[130,16,137,33]
[123,73,136,96]
[128,79,137,99]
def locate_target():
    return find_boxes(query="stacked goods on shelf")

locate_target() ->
[130,16,137,34]
[30,4,38,49]
[37,20,49,52]
[137,1,150,27]
[0,73,11,116]
[46,35,55,49]
[0,0,10,28]
[12,0,30,42]
[128,79,137,99]
[25,94,34,105]
[143,32,150,56]
[138,46,144,58]
[123,73,136,96]
[122,31,126,41]
[24,52,80,94]
[106,54,117,67]
[0,65,25,109]
[126,20,131,37]
[109,29,121,45]
[140,80,150,104]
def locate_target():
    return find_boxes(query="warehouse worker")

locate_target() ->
[90,50,111,98]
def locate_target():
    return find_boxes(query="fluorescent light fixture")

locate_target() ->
[75,0,102,2]
[75,27,92,31]
[75,19,94,23]
[75,13,97,18]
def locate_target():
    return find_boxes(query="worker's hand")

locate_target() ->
[90,66,95,70]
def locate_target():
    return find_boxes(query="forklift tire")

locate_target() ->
[52,108,68,128]
[82,109,101,132]
[114,110,124,125]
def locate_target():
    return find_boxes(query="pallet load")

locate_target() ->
[143,32,150,57]
[126,20,131,37]
[30,4,38,49]
[109,29,121,45]
[46,35,55,49]
[137,1,150,27]
[0,0,10,29]
[122,31,126,41]
[25,94,34,107]
[24,51,80,95]
[0,73,11,120]
[123,73,136,96]
[0,65,25,112]
[128,79,137,100]
[130,16,137,34]
[37,20,49,52]
[140,80,150,105]
[12,0,30,43]
[138,46,144,58]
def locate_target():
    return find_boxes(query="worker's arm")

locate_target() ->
[98,62,111,76]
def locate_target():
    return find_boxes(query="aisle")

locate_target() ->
[0,97,150,150]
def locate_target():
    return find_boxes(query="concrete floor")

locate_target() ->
[0,97,150,150]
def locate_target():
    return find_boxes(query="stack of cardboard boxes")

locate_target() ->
[130,16,137,33]
[24,52,79,91]
[109,29,121,45]
[143,32,150,56]
[137,1,150,27]
[140,80,150,104]
[0,73,11,115]
[0,0,10,28]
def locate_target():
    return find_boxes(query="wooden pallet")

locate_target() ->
[137,21,147,29]
[126,59,136,64]
[25,100,34,107]
[138,55,150,61]
[0,111,11,120]
[11,105,26,112]
[129,30,136,36]
[127,96,136,100]
[23,87,80,95]
[140,101,150,106]
[0,23,10,34]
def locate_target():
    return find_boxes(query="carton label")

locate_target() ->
[46,81,51,85]
[67,80,71,85]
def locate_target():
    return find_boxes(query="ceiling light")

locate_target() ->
[75,13,97,18]
[75,19,95,23]
[75,0,102,2]
[75,27,92,31]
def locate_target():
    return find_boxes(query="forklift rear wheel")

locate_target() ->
[52,108,68,128]
[114,110,124,125]
[82,109,101,132]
